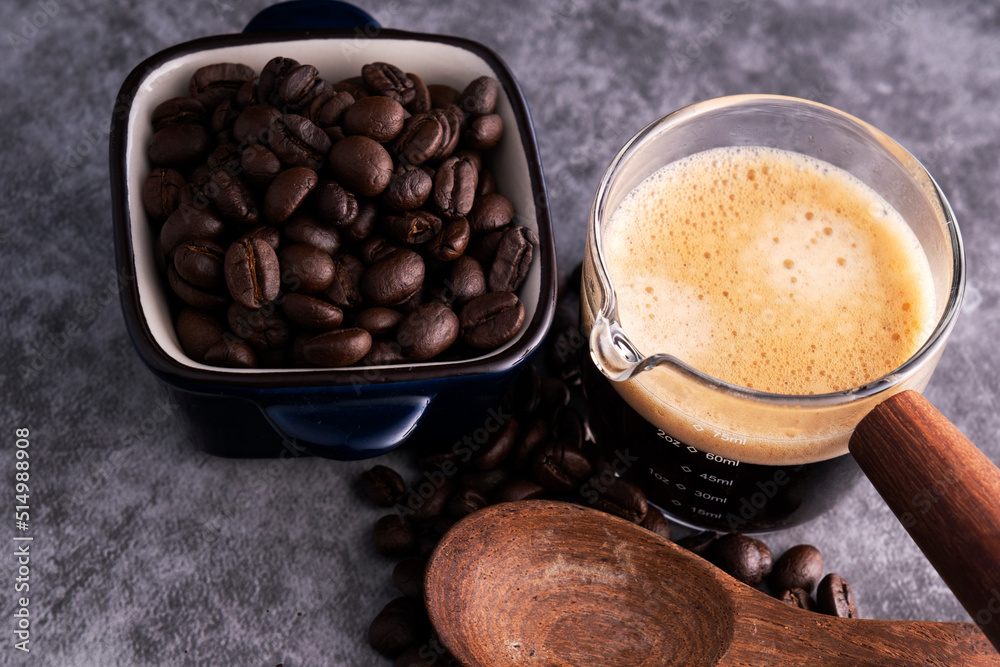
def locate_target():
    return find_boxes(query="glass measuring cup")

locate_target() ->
[581,95,965,531]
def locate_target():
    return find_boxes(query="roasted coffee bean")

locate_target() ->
[302,327,372,366]
[234,77,258,109]
[467,193,514,235]
[430,106,463,160]
[675,530,718,556]
[148,124,211,168]
[233,104,281,146]
[712,534,773,586]
[364,340,407,366]
[308,89,354,128]
[257,56,300,107]
[227,302,292,352]
[457,76,499,116]
[472,418,519,471]
[447,487,489,519]
[211,170,259,226]
[490,225,538,292]
[280,293,343,330]
[358,237,400,267]
[382,164,433,212]
[314,179,359,228]
[262,166,318,223]
[344,95,406,142]
[356,307,404,336]
[328,135,394,197]
[240,144,282,188]
[590,476,648,524]
[397,303,459,361]
[463,113,503,150]
[203,336,257,368]
[275,63,319,111]
[176,307,226,362]
[360,465,406,507]
[510,417,548,471]
[428,83,459,108]
[640,507,672,541]
[816,573,858,618]
[362,249,425,307]
[549,404,584,450]
[448,255,486,305]
[362,62,415,105]
[173,239,225,290]
[411,480,455,522]
[777,588,816,611]
[143,168,186,223]
[239,223,281,251]
[283,212,340,255]
[151,96,207,129]
[493,477,546,504]
[476,167,497,197]
[406,71,431,113]
[460,291,525,349]
[466,228,504,266]
[458,467,509,496]
[207,143,243,175]
[384,211,443,246]
[432,156,478,220]
[532,443,593,494]
[392,558,426,599]
[224,237,281,309]
[270,113,331,169]
[539,377,571,413]
[771,544,824,593]
[369,597,429,659]
[373,514,415,557]
[324,253,365,309]
[342,200,378,243]
[279,243,335,294]
[189,62,255,110]
[393,112,445,165]
[167,265,228,309]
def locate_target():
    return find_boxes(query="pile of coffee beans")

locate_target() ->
[144,58,536,368]
[359,266,859,665]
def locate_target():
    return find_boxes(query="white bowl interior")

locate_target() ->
[126,36,542,374]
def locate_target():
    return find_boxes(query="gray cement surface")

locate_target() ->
[2,0,999,664]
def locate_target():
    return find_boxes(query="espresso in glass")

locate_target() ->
[583,96,964,532]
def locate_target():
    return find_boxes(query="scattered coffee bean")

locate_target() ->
[447,487,489,519]
[770,544,824,593]
[532,442,592,494]
[369,597,428,658]
[712,533,773,586]
[492,478,546,504]
[360,465,407,507]
[589,476,648,524]
[640,507,672,541]
[471,418,518,471]
[392,558,427,599]
[373,514,415,557]
[777,587,816,611]
[816,573,858,618]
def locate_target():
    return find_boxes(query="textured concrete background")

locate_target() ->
[2,0,999,664]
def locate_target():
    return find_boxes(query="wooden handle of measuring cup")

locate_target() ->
[850,390,1000,652]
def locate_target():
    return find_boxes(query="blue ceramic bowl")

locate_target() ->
[109,2,556,459]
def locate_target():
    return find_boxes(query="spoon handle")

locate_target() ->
[727,612,999,666]
[849,389,1000,651]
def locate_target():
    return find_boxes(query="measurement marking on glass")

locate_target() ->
[694,490,727,503]
[649,469,669,484]
[700,474,734,486]
[691,507,723,520]
[705,452,740,466]
[712,431,747,445]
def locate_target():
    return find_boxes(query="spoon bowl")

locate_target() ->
[426,500,998,666]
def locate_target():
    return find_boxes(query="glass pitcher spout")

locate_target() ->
[589,313,678,383]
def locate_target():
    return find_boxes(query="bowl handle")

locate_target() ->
[243,0,379,33]
[263,395,431,460]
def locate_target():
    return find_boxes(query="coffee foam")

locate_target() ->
[603,146,936,396]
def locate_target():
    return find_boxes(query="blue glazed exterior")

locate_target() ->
[111,15,556,459]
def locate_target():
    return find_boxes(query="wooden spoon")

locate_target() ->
[426,498,998,666]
